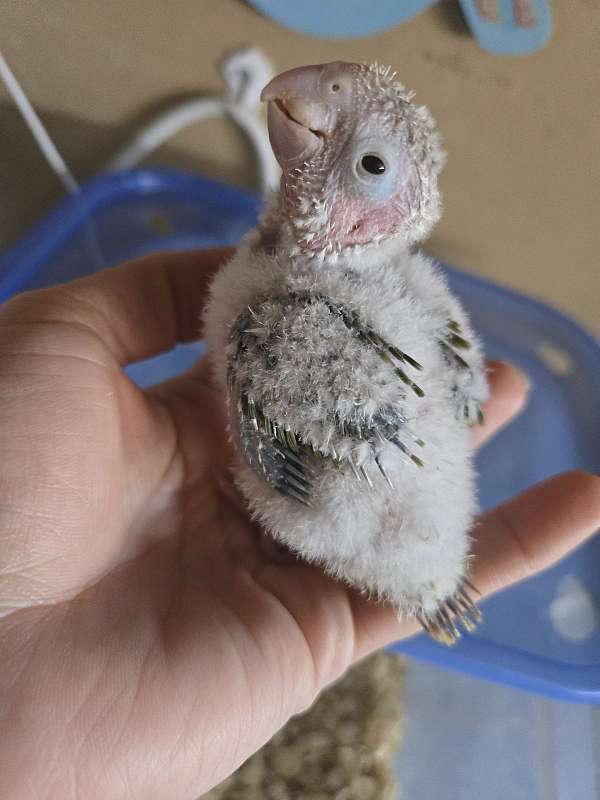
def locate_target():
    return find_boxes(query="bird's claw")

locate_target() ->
[417,578,482,646]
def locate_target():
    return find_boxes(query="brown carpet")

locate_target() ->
[201,652,406,800]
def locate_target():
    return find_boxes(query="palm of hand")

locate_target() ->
[0,251,598,800]
[0,266,369,800]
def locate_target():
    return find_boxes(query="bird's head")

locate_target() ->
[261,61,445,256]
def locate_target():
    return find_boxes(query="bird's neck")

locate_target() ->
[253,191,409,265]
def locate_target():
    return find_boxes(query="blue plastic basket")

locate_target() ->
[1,168,598,703]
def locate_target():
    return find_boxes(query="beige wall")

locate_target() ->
[1,1,599,332]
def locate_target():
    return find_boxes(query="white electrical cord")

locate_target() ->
[0,50,79,194]
[105,97,278,195]
[107,97,223,172]
[0,46,278,198]
[0,48,108,269]
[106,48,279,195]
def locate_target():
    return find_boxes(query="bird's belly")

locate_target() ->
[236,409,475,613]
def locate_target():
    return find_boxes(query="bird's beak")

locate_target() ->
[261,64,336,166]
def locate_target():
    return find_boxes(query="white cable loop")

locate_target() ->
[0,46,278,198]
[106,47,279,195]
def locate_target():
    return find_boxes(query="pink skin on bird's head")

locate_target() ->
[260,61,446,255]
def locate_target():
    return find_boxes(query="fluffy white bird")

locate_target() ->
[203,61,489,644]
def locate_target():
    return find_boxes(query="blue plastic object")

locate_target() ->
[247,0,552,55]
[458,0,552,56]
[0,170,261,387]
[1,168,598,702]
[247,0,433,39]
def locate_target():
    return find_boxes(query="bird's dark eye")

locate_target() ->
[331,83,340,92]
[360,154,386,175]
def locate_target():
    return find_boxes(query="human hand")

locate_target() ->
[0,249,598,800]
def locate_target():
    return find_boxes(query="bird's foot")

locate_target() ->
[416,578,482,646]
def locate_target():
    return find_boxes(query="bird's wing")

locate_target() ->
[227,295,426,504]
[317,295,425,398]
[437,318,485,426]
[235,388,321,506]
[227,304,324,506]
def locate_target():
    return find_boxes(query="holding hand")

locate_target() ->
[0,249,598,800]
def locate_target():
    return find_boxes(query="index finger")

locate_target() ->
[472,470,600,597]
[473,360,530,450]
[0,248,233,366]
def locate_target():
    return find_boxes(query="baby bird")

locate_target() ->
[203,61,489,644]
